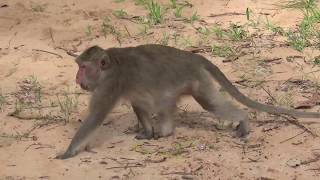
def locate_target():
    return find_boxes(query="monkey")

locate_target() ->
[55,44,320,159]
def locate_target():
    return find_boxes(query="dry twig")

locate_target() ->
[279,130,306,144]
[32,49,63,59]
[281,115,318,137]
[55,46,78,57]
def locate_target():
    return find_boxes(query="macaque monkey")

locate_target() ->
[56,44,320,159]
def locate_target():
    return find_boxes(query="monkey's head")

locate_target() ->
[75,46,110,91]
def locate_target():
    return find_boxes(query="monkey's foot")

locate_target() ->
[135,131,153,140]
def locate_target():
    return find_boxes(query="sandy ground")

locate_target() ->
[1,0,320,179]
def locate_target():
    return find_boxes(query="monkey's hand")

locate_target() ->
[55,150,78,160]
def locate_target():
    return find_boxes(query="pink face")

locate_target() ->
[76,63,99,91]
[75,58,107,91]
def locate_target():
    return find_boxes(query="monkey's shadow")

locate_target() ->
[174,111,221,132]
[90,111,223,148]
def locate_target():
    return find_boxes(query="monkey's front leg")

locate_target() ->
[56,92,118,159]
[55,113,105,159]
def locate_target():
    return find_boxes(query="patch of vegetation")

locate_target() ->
[246,7,251,21]
[281,0,317,14]
[211,25,224,38]
[113,9,128,18]
[286,30,309,52]
[174,5,185,18]
[170,0,177,8]
[134,0,165,25]
[56,92,79,123]
[134,0,149,6]
[85,25,92,36]
[159,32,170,45]
[197,26,212,36]
[180,36,193,48]
[274,91,295,108]
[211,45,235,57]
[138,24,150,36]
[172,32,179,45]
[31,2,45,12]
[279,0,320,51]
[101,16,122,40]
[313,56,320,65]
[265,19,285,35]
[147,1,164,24]
[189,11,200,24]
[11,75,42,115]
[0,92,6,110]
[114,0,125,3]
[227,23,247,41]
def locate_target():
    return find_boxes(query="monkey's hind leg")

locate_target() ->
[153,110,175,139]
[132,105,154,140]
[192,80,250,137]
[152,98,176,139]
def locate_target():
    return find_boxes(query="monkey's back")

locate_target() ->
[107,44,207,94]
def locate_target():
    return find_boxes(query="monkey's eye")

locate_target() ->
[101,60,106,66]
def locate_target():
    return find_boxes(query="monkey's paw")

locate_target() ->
[135,131,153,140]
[55,151,77,160]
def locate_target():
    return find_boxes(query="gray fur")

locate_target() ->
[56,44,320,159]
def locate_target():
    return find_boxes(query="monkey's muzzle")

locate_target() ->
[80,83,89,91]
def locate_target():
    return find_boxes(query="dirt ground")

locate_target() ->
[1,0,320,179]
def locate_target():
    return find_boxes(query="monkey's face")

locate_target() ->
[75,46,111,91]
[76,61,101,91]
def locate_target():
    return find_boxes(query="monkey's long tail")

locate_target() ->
[204,60,320,118]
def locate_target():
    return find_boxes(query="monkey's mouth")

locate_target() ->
[80,84,89,91]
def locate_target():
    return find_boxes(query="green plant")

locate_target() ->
[189,11,199,24]
[265,19,285,35]
[113,9,128,18]
[172,32,179,45]
[30,75,42,103]
[279,0,320,51]
[170,0,177,8]
[180,37,193,47]
[211,45,234,57]
[159,32,170,45]
[211,25,224,38]
[246,7,251,21]
[138,24,150,35]
[313,56,320,65]
[282,0,317,15]
[174,5,184,18]
[85,25,92,36]
[197,26,211,36]
[147,1,163,24]
[227,23,247,41]
[10,76,42,115]
[134,0,148,6]
[0,92,6,110]
[286,30,309,51]
[57,93,79,123]
[114,0,125,2]
[101,16,121,39]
